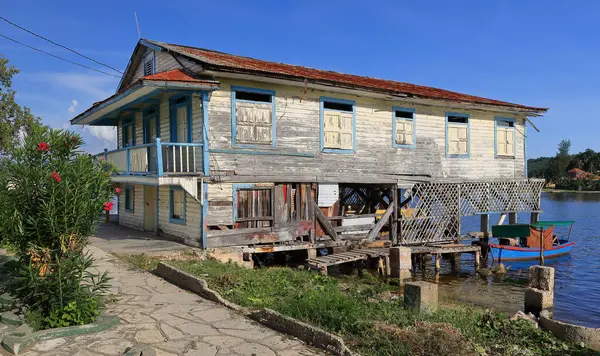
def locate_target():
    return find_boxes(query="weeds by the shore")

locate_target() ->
[115,253,595,356]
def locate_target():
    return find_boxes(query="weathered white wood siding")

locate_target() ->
[207,79,526,182]
[118,184,144,230]
[318,184,339,207]
[157,186,201,242]
[207,183,234,226]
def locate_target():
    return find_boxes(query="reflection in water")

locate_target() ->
[423,192,600,327]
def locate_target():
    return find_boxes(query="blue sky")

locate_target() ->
[1,0,599,157]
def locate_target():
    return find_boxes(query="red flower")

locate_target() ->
[50,171,61,183]
[103,202,114,211]
[115,188,121,195]
[37,142,50,152]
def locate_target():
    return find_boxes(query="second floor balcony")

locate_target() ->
[101,138,205,176]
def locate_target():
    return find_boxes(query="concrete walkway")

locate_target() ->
[89,223,191,255]
[16,245,323,356]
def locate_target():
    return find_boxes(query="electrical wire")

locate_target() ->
[0,15,123,74]
[0,33,121,78]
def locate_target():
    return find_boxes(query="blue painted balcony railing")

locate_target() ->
[100,138,204,176]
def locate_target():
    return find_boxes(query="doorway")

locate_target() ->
[144,186,157,232]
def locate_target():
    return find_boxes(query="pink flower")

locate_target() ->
[50,171,61,183]
[103,202,114,211]
[37,142,50,152]
[115,188,121,195]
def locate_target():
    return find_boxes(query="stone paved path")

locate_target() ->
[15,246,323,356]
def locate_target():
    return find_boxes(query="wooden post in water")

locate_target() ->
[539,227,545,266]
[434,254,441,271]
[530,212,539,225]
[480,214,490,238]
[509,212,518,225]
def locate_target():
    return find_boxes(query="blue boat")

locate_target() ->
[489,220,575,262]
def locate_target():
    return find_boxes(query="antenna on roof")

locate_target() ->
[134,12,141,39]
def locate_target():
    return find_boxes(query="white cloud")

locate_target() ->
[67,99,78,113]
[21,72,118,100]
[85,126,117,148]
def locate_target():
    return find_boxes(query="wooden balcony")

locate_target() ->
[100,138,205,176]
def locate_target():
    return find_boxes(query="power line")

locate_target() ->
[0,15,123,74]
[0,33,121,78]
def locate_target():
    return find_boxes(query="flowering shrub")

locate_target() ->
[0,123,115,329]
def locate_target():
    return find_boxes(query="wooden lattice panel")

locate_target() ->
[400,179,543,244]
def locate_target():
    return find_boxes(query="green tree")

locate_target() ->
[0,55,40,155]
[555,139,571,179]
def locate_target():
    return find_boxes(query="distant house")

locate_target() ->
[567,168,588,180]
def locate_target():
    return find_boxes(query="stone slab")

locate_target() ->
[403,281,438,313]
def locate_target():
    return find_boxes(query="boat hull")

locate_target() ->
[490,241,575,261]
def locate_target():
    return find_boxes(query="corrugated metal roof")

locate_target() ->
[145,39,547,113]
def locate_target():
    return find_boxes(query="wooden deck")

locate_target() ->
[307,244,482,274]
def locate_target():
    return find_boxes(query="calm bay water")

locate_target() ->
[422,191,600,327]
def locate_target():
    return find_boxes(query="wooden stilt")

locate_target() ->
[434,254,441,271]
[474,251,481,270]
[530,212,539,225]
[450,253,461,272]
[480,214,489,238]
[509,212,517,225]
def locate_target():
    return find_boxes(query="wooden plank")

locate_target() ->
[366,200,394,241]
[328,214,379,220]
[312,200,340,241]
[207,227,271,238]
[235,217,274,222]
[333,224,375,233]
[273,185,284,228]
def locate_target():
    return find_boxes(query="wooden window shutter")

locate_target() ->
[447,126,459,154]
[497,128,507,155]
[340,112,353,150]
[235,101,272,144]
[396,120,413,145]
[506,129,514,155]
[457,126,468,154]
[323,112,341,149]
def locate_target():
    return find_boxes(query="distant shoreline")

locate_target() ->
[543,189,600,194]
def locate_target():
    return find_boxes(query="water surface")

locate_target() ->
[422,191,600,327]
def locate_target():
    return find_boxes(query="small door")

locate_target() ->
[144,186,157,232]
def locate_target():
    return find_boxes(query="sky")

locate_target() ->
[1,0,599,157]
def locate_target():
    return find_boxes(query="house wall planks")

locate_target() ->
[118,184,144,230]
[157,186,202,243]
[206,79,526,183]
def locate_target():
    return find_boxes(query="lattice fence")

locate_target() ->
[400,179,544,244]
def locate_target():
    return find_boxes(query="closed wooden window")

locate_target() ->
[496,118,515,157]
[321,98,355,152]
[235,187,273,228]
[233,87,275,146]
[125,187,134,212]
[446,113,469,157]
[393,108,415,147]
[170,188,185,224]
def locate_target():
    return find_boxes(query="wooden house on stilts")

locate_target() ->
[71,39,547,266]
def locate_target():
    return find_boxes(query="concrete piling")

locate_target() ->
[524,265,555,316]
[389,247,412,282]
[404,281,438,313]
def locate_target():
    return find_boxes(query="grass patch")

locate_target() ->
[112,253,160,271]
[116,254,595,355]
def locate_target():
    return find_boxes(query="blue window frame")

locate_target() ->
[494,117,516,158]
[122,116,135,147]
[169,186,186,225]
[445,112,470,158]
[169,95,192,143]
[392,107,416,148]
[320,97,356,154]
[231,86,276,148]
[232,183,273,228]
[125,186,134,212]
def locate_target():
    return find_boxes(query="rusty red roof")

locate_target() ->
[145,39,547,113]
[568,168,587,174]
[141,69,218,84]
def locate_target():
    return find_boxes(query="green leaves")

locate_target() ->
[0,123,114,330]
